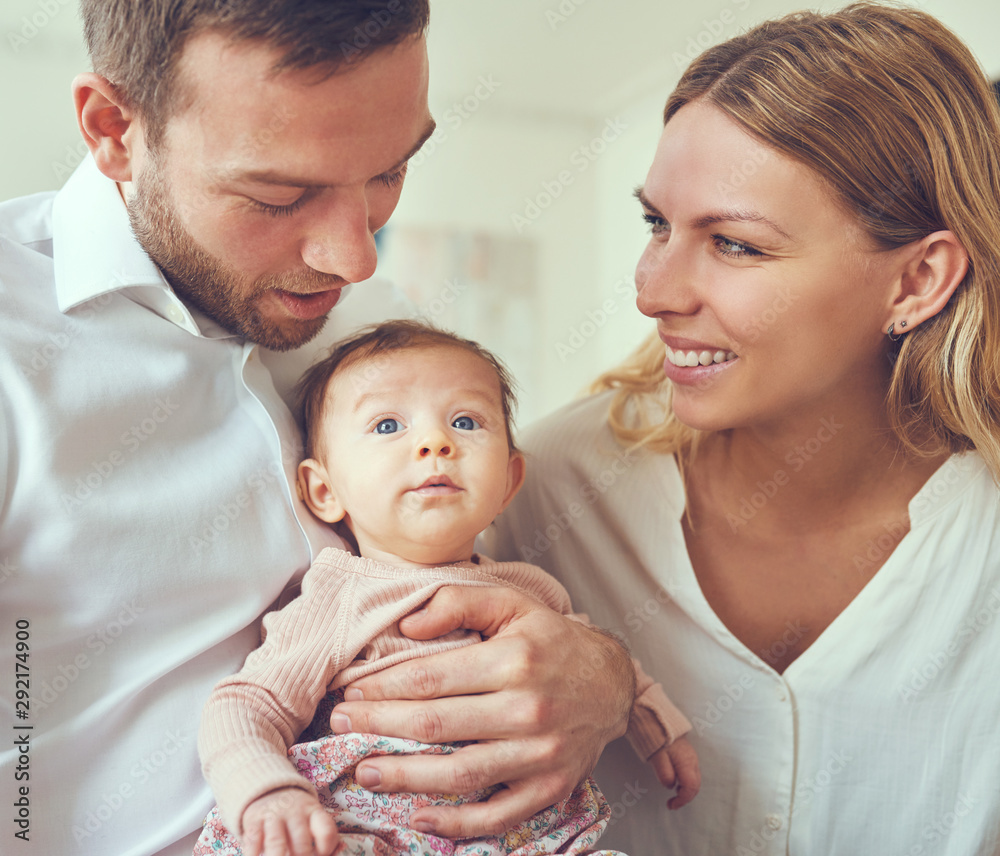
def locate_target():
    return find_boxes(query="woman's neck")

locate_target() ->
[687,405,950,536]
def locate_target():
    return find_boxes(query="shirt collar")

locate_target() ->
[51,155,170,314]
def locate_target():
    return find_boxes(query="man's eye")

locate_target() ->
[246,196,307,217]
[452,416,480,431]
[375,418,400,434]
[374,166,407,189]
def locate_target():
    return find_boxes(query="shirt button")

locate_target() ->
[766,814,783,831]
[777,688,788,702]
[168,306,184,322]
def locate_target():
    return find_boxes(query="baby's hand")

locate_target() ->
[648,735,701,810]
[241,787,340,856]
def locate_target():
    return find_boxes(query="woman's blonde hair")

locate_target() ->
[595,2,1000,476]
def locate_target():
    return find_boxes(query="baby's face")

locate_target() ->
[304,345,523,566]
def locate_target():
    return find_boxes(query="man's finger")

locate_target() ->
[408,774,574,840]
[351,739,553,797]
[397,586,537,640]
[333,690,544,744]
[343,633,533,702]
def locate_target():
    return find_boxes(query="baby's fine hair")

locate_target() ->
[297,319,519,459]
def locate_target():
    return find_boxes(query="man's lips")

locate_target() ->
[273,287,343,320]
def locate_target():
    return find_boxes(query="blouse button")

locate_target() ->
[765,814,783,831]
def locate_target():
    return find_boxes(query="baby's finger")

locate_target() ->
[285,809,318,856]
[309,807,340,856]
[242,821,265,856]
[666,738,701,809]
[262,815,294,856]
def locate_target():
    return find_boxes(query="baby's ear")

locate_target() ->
[500,451,527,511]
[297,458,346,523]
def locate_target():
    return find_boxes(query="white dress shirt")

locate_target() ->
[489,390,1000,856]
[0,157,410,855]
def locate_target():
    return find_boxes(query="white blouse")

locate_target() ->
[489,390,1000,856]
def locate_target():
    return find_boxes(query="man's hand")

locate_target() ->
[328,585,634,839]
[241,787,340,856]
[648,736,701,810]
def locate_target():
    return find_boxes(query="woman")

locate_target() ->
[490,4,1000,854]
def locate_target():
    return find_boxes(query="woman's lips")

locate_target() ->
[274,288,342,320]
[665,344,737,367]
[661,343,739,385]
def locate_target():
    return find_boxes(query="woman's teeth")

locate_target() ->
[666,346,737,367]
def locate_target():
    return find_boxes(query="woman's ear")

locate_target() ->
[885,230,968,333]
[72,72,141,183]
[297,458,346,523]
[500,451,527,512]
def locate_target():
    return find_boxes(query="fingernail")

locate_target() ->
[412,820,436,833]
[356,766,381,788]
[344,687,364,701]
[331,713,351,732]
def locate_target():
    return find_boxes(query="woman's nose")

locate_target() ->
[635,239,701,318]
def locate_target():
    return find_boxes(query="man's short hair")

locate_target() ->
[297,319,520,459]
[79,0,430,146]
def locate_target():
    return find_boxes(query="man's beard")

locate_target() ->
[127,155,340,352]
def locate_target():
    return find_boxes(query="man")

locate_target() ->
[0,2,633,854]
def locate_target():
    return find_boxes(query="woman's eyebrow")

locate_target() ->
[634,187,791,240]
[692,208,792,240]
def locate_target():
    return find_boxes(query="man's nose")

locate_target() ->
[299,187,378,283]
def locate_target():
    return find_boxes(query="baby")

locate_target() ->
[195,320,698,856]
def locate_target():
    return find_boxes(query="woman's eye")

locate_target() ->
[375,418,400,434]
[452,416,480,431]
[715,236,762,258]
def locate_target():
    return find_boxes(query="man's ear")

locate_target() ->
[297,458,346,523]
[71,72,141,183]
[500,451,527,512]
[884,230,968,333]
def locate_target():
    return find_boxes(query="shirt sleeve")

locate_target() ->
[197,565,355,834]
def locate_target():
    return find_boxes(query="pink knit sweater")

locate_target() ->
[198,548,691,832]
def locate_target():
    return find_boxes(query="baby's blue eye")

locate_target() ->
[452,416,480,431]
[375,418,400,434]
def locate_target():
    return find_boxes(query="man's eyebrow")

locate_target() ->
[381,117,437,176]
[216,118,438,188]
[633,186,791,240]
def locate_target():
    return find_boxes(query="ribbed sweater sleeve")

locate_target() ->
[628,658,692,760]
[198,558,358,834]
